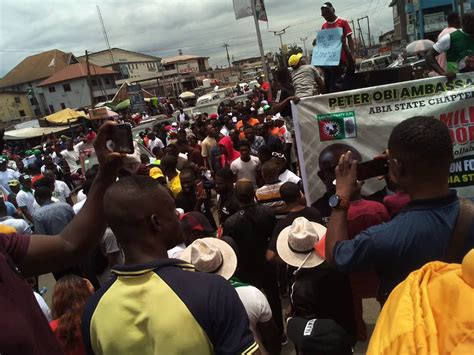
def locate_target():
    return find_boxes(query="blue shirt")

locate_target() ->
[32,201,75,235]
[334,191,474,298]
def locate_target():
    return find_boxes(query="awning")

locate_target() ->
[4,126,73,140]
[45,108,86,124]
[113,99,130,111]
[89,107,119,120]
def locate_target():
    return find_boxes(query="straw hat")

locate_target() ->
[180,238,237,280]
[277,217,326,268]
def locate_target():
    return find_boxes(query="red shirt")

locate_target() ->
[50,319,86,355]
[383,192,411,218]
[348,199,390,297]
[0,233,63,354]
[321,17,353,64]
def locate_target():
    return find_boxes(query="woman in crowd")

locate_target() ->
[50,275,94,355]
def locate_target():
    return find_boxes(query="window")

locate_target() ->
[48,86,56,93]
[30,97,38,105]
[104,77,110,85]
[14,97,21,103]
[34,108,41,116]
[60,103,66,109]
[49,105,55,113]
[63,83,72,92]
[19,110,26,117]
[91,79,98,86]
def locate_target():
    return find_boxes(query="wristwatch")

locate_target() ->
[329,194,350,210]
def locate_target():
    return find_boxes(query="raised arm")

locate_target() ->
[19,122,124,276]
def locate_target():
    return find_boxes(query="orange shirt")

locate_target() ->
[236,118,260,139]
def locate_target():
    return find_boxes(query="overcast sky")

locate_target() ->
[0,0,394,76]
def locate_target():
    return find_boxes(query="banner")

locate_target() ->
[233,0,267,21]
[311,28,343,67]
[292,74,474,205]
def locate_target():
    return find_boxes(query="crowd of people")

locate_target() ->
[0,4,473,355]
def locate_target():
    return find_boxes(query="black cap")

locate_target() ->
[287,317,352,354]
[322,2,334,9]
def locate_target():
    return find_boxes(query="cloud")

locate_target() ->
[0,0,394,76]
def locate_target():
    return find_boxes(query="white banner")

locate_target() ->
[232,0,267,21]
[292,74,474,205]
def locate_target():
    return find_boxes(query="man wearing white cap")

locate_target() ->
[181,237,281,354]
[276,217,357,343]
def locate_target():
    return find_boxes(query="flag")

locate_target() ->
[233,0,268,21]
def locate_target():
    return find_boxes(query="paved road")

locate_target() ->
[39,274,380,354]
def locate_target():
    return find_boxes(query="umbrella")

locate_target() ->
[179,91,196,99]
[406,39,434,54]
[113,99,130,111]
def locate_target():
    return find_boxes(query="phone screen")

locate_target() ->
[109,124,134,154]
[196,181,204,195]
[357,159,389,181]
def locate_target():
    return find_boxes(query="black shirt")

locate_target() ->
[311,192,332,226]
[268,207,322,253]
[223,205,276,288]
[175,192,217,229]
[217,192,240,225]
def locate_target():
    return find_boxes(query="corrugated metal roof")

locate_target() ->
[37,63,117,86]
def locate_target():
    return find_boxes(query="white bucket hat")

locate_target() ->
[180,238,237,280]
[277,217,326,269]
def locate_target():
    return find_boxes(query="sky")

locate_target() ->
[0,0,394,77]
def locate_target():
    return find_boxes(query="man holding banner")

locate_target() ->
[320,2,354,93]
[324,116,474,304]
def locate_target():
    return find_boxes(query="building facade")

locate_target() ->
[391,1,474,42]
[37,63,117,112]
[0,91,34,123]
[0,50,79,117]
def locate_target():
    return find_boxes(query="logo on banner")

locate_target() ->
[316,111,357,141]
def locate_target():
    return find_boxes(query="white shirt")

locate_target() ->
[33,292,52,322]
[61,142,84,173]
[0,168,20,194]
[167,243,186,259]
[0,216,32,234]
[76,189,87,202]
[73,198,86,214]
[148,137,165,153]
[235,285,272,344]
[16,190,38,215]
[52,180,71,203]
[230,156,261,186]
[178,113,187,123]
[220,127,230,136]
[279,169,301,185]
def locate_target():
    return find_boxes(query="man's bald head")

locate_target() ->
[234,179,255,204]
[318,143,362,194]
[104,175,180,251]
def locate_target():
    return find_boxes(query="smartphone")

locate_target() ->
[108,124,134,154]
[357,159,389,181]
[196,181,204,195]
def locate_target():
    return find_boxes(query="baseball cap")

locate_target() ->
[321,2,334,9]
[0,155,8,164]
[287,317,353,354]
[149,167,164,180]
[180,212,214,236]
[288,53,303,67]
[8,180,20,187]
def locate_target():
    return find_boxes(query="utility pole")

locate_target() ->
[85,50,95,109]
[366,16,372,48]
[97,6,114,65]
[251,0,269,80]
[300,36,308,57]
[357,18,366,49]
[223,43,231,68]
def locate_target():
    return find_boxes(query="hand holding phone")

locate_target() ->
[357,159,389,181]
[106,124,134,154]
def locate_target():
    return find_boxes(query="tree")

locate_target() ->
[274,43,304,69]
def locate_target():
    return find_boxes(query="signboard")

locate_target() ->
[233,0,267,21]
[292,74,474,205]
[311,28,343,67]
[127,83,146,113]
[424,12,446,33]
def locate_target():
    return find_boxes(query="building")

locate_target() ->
[0,49,79,116]
[0,91,34,124]
[159,54,210,96]
[207,67,241,85]
[37,63,117,112]
[77,48,162,81]
[232,55,276,82]
[390,1,474,42]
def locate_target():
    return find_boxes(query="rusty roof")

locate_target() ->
[38,63,117,87]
